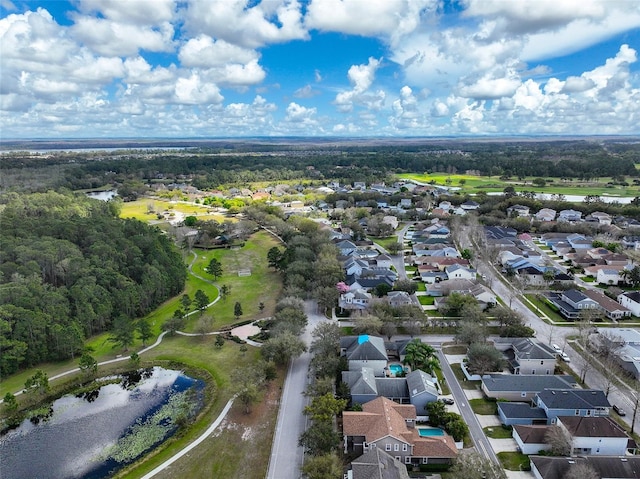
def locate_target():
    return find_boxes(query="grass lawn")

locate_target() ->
[442,345,467,355]
[416,282,426,292]
[120,199,217,222]
[373,236,400,251]
[524,294,565,322]
[396,172,640,198]
[497,451,530,471]
[184,231,282,331]
[582,276,596,282]
[418,295,435,306]
[468,398,497,415]
[449,363,481,391]
[433,368,451,395]
[483,425,513,439]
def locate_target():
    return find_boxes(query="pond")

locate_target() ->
[86,190,117,201]
[0,367,204,479]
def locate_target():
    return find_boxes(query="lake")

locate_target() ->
[0,367,203,479]
[86,190,117,201]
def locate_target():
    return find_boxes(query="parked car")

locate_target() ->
[613,404,626,416]
[552,344,562,353]
[559,352,571,362]
[440,398,454,405]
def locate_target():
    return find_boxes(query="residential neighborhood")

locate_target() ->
[286,178,640,479]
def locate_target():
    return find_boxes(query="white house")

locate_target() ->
[445,264,476,280]
[535,208,556,222]
[618,291,640,317]
[558,416,630,456]
[513,425,552,455]
[596,268,622,285]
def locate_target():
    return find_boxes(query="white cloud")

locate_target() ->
[334,57,385,112]
[463,0,608,33]
[294,84,321,98]
[70,16,175,57]
[179,35,258,68]
[174,73,223,105]
[184,0,307,49]
[305,0,437,44]
[76,0,177,24]
[458,73,521,99]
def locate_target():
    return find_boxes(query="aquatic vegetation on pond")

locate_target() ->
[103,387,199,463]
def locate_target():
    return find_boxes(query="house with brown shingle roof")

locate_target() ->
[342,397,457,467]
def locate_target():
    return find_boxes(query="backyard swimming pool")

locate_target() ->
[388,364,405,375]
[417,426,445,437]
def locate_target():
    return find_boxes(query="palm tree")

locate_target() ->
[402,339,439,373]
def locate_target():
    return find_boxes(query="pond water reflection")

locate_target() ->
[0,367,203,479]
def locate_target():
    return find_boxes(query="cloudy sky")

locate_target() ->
[1,0,640,138]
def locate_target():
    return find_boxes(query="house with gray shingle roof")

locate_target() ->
[341,335,389,377]
[536,389,611,421]
[342,368,439,415]
[530,455,640,479]
[347,449,410,479]
[482,374,577,401]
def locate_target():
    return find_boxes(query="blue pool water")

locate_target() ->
[417,427,445,437]
[389,364,404,374]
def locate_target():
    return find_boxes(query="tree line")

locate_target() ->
[0,191,187,375]
[4,139,638,194]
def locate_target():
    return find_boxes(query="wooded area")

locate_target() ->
[0,191,186,375]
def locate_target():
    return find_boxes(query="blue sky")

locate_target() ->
[1,0,639,138]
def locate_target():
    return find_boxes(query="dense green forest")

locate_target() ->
[0,191,187,375]
[1,139,638,193]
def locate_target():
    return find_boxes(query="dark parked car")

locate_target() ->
[613,404,626,416]
[440,398,454,405]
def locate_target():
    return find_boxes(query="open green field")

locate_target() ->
[120,199,227,222]
[397,172,640,198]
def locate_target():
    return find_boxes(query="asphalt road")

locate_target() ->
[266,300,328,479]
[464,228,640,433]
[437,349,500,464]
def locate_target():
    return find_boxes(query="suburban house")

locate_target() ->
[557,416,633,456]
[495,338,558,375]
[596,268,624,285]
[507,204,531,217]
[445,264,476,280]
[582,290,631,320]
[341,335,389,377]
[339,289,373,312]
[346,449,410,479]
[386,291,413,307]
[498,389,611,426]
[535,208,557,222]
[558,209,583,222]
[498,402,549,426]
[618,291,640,317]
[481,374,577,401]
[461,200,480,211]
[544,289,599,320]
[536,389,611,421]
[513,425,552,454]
[342,397,458,466]
[341,368,439,415]
[530,456,640,479]
[595,328,640,379]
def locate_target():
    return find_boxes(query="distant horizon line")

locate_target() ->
[2,134,640,143]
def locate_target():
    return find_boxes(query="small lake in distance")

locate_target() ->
[0,367,203,479]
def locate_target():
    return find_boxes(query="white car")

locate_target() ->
[559,352,571,363]
[552,344,562,353]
